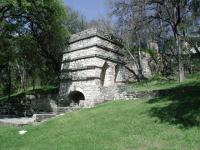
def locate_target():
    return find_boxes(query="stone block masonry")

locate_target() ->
[0,28,153,120]
[59,28,152,107]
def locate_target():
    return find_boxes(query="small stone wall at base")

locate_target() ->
[33,114,56,122]
[0,93,58,117]
[0,85,172,118]
[99,85,158,101]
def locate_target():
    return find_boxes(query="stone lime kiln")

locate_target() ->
[59,28,150,107]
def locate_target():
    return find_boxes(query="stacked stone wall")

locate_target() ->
[0,93,58,117]
[59,28,152,107]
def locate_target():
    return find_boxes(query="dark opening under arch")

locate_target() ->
[100,62,109,86]
[68,91,85,104]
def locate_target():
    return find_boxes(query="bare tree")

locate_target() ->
[110,0,199,82]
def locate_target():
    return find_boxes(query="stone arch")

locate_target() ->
[68,91,85,104]
[69,86,85,95]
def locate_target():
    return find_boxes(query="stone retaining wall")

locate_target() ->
[0,93,58,117]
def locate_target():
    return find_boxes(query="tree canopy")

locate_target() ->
[0,0,86,98]
[110,0,200,81]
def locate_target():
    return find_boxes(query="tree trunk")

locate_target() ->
[8,64,11,102]
[138,39,144,80]
[176,35,185,82]
[126,46,141,81]
[32,78,35,91]
[6,49,12,115]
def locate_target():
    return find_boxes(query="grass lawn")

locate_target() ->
[0,73,199,150]
[0,80,200,150]
[131,72,200,91]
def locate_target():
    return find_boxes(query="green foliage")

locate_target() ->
[0,0,87,98]
[192,58,200,71]
[65,6,87,34]
[0,85,3,97]
[0,86,58,102]
[191,0,200,17]
[111,0,199,81]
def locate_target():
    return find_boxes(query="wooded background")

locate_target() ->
[0,0,199,100]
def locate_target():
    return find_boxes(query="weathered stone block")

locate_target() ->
[59,28,152,106]
[33,114,56,122]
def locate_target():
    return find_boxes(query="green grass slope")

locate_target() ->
[0,82,200,150]
[131,72,200,91]
[0,73,199,150]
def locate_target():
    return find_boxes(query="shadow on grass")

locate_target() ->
[147,81,200,128]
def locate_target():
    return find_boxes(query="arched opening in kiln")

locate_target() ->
[68,91,85,104]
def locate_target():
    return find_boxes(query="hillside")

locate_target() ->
[0,80,200,150]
